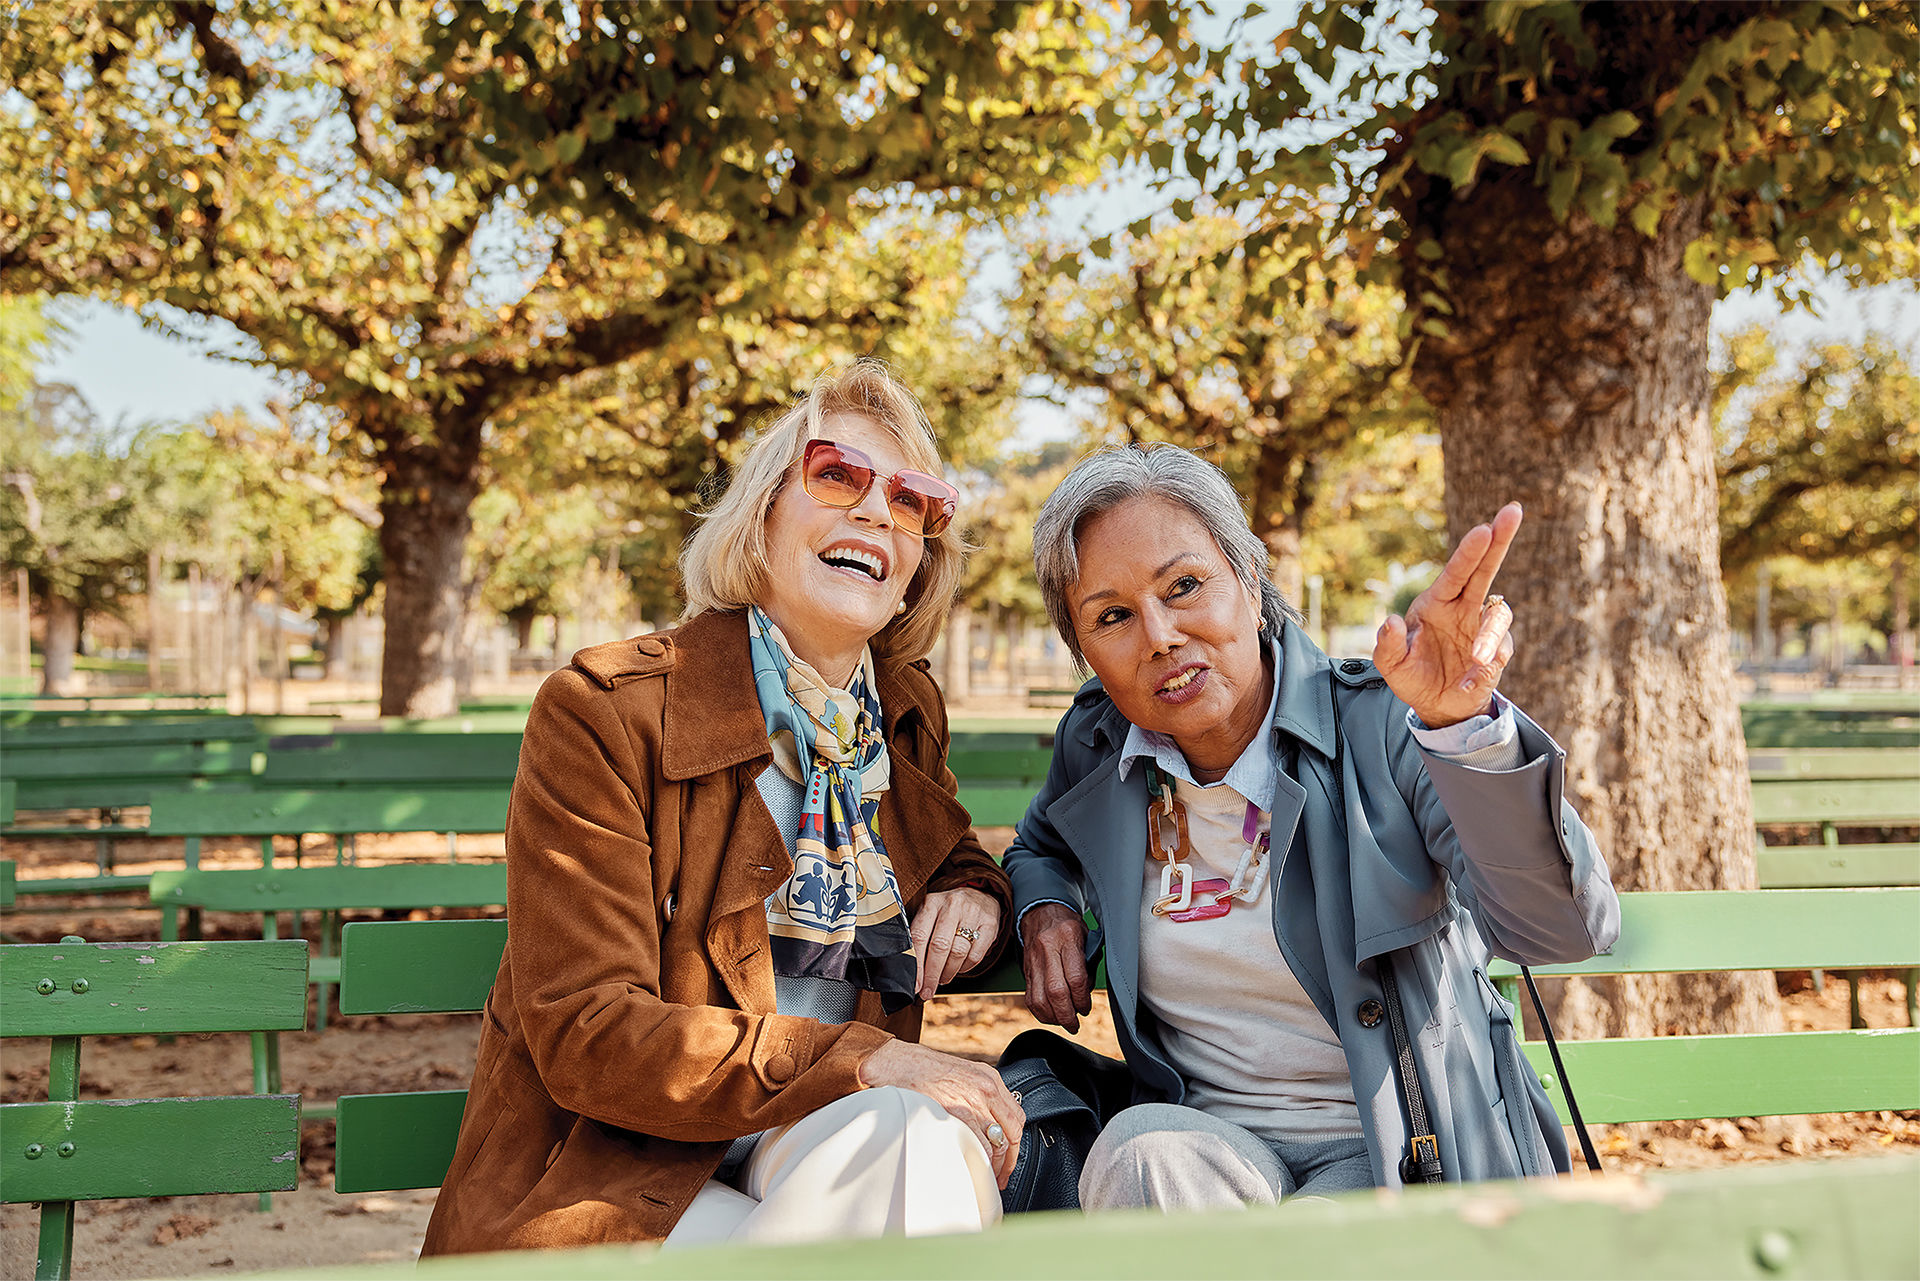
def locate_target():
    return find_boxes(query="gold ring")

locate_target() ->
[954,926,979,943]
[1483,594,1506,612]
[986,1122,1008,1149]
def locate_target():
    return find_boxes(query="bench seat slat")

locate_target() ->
[1756,843,1920,888]
[0,1096,300,1202]
[1527,1029,1920,1124]
[0,940,309,1037]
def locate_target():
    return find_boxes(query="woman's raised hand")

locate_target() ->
[909,887,1002,1001]
[1372,502,1523,729]
[858,1040,1026,1187]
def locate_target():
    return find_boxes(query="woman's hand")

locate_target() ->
[1020,902,1092,1033]
[1372,502,1522,729]
[909,887,1002,1001]
[858,1040,1026,1188]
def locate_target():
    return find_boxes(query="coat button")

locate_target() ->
[1340,659,1367,675]
[765,1053,796,1084]
[635,638,664,657]
[1357,999,1384,1028]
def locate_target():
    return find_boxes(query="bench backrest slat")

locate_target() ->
[1486,888,1920,979]
[1756,843,1920,888]
[335,1091,468,1193]
[1745,747,1920,780]
[1748,777,1920,825]
[145,787,511,836]
[0,1096,301,1203]
[150,864,507,913]
[258,733,525,785]
[339,918,507,1014]
[0,940,310,1037]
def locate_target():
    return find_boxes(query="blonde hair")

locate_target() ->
[679,360,964,663]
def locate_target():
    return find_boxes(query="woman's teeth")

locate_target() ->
[1161,668,1199,692]
[821,548,884,579]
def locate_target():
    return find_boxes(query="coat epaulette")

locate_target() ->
[572,634,677,689]
[1331,656,1385,687]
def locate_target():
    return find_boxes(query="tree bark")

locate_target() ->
[942,605,971,704]
[41,592,79,695]
[1409,188,1780,1040]
[376,446,480,718]
[321,615,347,682]
[147,548,165,691]
[1250,440,1308,608]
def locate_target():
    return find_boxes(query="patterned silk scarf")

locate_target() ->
[747,607,918,1012]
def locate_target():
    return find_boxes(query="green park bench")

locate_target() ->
[254,1155,1920,1281]
[325,887,1917,1198]
[0,690,228,713]
[0,937,309,1276]
[1740,697,1920,748]
[1748,750,1920,1026]
[257,731,524,787]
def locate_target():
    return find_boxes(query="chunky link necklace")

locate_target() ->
[1143,760,1271,922]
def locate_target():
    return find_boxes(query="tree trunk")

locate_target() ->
[1250,439,1308,608]
[1004,609,1024,695]
[41,592,79,695]
[147,548,165,691]
[321,615,347,682]
[376,450,479,718]
[942,605,972,704]
[1893,554,1913,689]
[1410,190,1780,1040]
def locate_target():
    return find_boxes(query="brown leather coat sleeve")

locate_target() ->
[503,667,889,1143]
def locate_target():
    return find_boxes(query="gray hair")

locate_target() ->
[1033,444,1300,667]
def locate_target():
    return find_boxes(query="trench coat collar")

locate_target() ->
[658,609,930,781]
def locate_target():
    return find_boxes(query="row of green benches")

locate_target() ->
[7,885,1917,1278]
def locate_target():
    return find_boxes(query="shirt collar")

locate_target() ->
[1116,633,1285,811]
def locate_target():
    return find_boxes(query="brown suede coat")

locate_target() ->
[420,610,1011,1256]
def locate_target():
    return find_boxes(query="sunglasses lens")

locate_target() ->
[802,443,873,508]
[888,473,958,537]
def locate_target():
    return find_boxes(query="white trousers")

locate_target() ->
[661,1086,1002,1249]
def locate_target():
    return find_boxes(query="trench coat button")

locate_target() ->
[1357,998,1384,1028]
[636,638,665,657]
[765,1053,796,1084]
[1340,659,1367,675]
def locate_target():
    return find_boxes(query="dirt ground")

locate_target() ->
[3,829,1917,1279]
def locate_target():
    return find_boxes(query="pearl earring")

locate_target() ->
[895,601,907,615]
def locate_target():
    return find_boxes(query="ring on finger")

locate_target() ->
[954,926,979,944]
[1483,593,1506,612]
[985,1122,1008,1149]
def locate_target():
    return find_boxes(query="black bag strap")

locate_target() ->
[1521,965,1603,1175]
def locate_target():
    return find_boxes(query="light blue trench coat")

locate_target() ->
[1003,620,1622,1188]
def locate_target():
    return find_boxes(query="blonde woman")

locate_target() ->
[425,362,1022,1255]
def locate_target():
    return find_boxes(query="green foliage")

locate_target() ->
[1206,2,1918,324]
[1715,330,1918,576]
[1021,214,1423,586]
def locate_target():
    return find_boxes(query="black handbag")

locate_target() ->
[995,1028,1133,1214]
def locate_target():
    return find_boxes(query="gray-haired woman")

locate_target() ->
[1003,443,1619,1210]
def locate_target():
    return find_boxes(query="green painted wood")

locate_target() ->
[334,1091,469,1193]
[0,716,265,749]
[2,740,261,780]
[7,873,152,897]
[946,748,1055,782]
[0,860,13,909]
[1755,843,1920,888]
[947,731,1055,752]
[145,786,511,836]
[0,940,310,1037]
[0,1095,300,1202]
[280,1156,1920,1281]
[1486,889,1920,979]
[151,864,507,913]
[948,715,1067,735]
[258,733,525,785]
[1745,747,1920,780]
[338,919,507,1014]
[0,777,14,825]
[1749,777,1920,825]
[1524,1029,1920,1124]
[955,785,1038,827]
[13,776,257,813]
